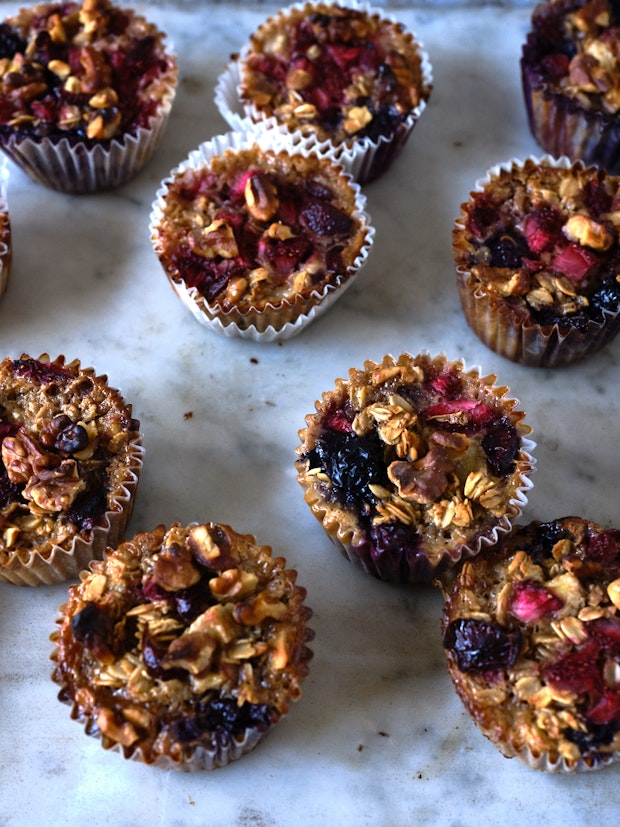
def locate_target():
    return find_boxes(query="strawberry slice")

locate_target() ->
[545,640,604,696]
[552,243,598,281]
[423,399,494,428]
[587,689,620,726]
[523,206,563,254]
[509,579,564,622]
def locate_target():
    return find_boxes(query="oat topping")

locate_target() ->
[0,0,175,143]
[453,158,620,328]
[0,354,140,564]
[152,146,368,312]
[529,0,620,114]
[442,517,620,770]
[51,522,313,768]
[296,353,534,582]
[239,3,430,145]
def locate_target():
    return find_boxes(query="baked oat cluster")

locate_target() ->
[239,2,429,145]
[442,517,620,771]
[527,0,620,114]
[454,158,620,328]
[296,353,534,583]
[151,145,368,319]
[0,0,175,143]
[51,522,313,769]
[0,354,142,585]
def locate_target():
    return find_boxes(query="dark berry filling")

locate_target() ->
[170,697,275,742]
[443,617,522,673]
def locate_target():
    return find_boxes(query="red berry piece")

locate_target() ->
[12,358,71,384]
[299,198,354,237]
[523,206,563,254]
[587,689,620,726]
[585,529,620,565]
[323,406,354,433]
[587,617,620,657]
[551,243,598,281]
[544,640,604,696]
[509,578,564,622]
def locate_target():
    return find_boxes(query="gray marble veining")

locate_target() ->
[1,3,619,826]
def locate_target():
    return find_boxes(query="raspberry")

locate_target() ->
[523,206,563,254]
[509,579,563,622]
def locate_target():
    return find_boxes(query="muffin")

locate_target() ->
[295,352,536,584]
[215,1,432,184]
[0,0,178,193]
[0,158,11,297]
[149,132,373,341]
[453,155,620,367]
[521,0,620,173]
[51,521,314,770]
[442,516,620,772]
[0,354,143,586]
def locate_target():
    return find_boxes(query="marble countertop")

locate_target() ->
[1,2,619,826]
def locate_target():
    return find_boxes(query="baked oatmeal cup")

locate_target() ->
[522,0,620,173]
[0,0,178,192]
[150,131,373,341]
[215,1,432,184]
[51,521,314,770]
[296,352,535,584]
[0,354,143,586]
[453,155,620,366]
[442,516,620,772]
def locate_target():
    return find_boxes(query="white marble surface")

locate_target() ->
[1,2,619,825]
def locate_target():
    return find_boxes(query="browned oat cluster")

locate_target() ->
[0,0,176,142]
[51,522,313,770]
[0,354,143,585]
[442,517,620,771]
[296,353,535,584]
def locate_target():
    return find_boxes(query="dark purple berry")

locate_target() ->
[486,230,530,268]
[443,617,522,673]
[54,422,89,454]
[0,23,26,59]
[481,415,520,477]
[309,428,388,506]
[172,697,275,742]
[12,358,71,384]
[299,198,354,237]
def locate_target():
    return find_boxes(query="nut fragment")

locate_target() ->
[245,173,279,222]
[563,214,616,250]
